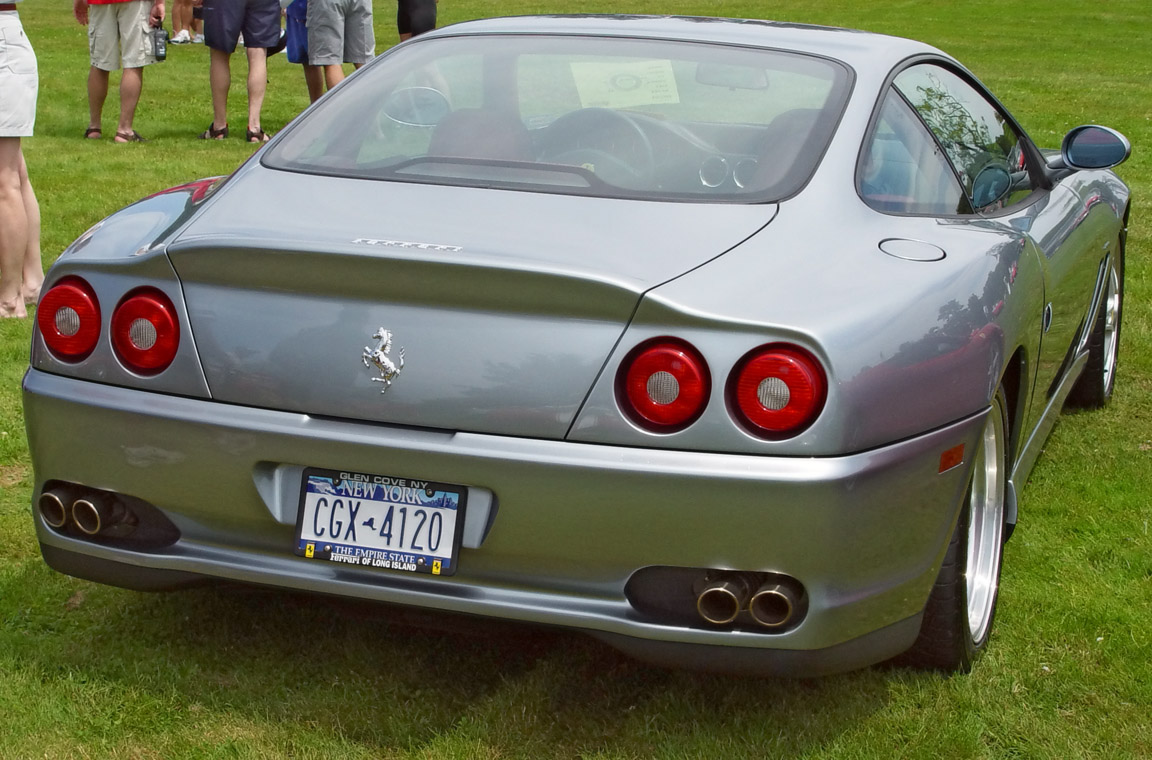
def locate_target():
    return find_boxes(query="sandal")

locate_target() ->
[84,127,101,139]
[199,123,228,140]
[246,127,270,143]
[114,130,149,143]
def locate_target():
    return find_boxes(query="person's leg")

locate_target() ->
[116,67,143,138]
[239,0,280,139]
[209,46,231,134]
[173,0,191,37]
[202,0,242,135]
[322,63,344,89]
[18,152,42,305]
[112,0,156,139]
[0,138,29,318]
[87,67,110,135]
[245,45,268,138]
[307,0,345,92]
[303,64,324,103]
[344,0,373,67]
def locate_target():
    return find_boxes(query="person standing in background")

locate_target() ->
[0,0,43,318]
[307,0,373,93]
[194,0,280,142]
[171,0,202,43]
[397,0,435,41]
[74,0,166,142]
[285,0,322,102]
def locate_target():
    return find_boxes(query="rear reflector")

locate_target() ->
[729,344,826,438]
[939,444,965,473]
[37,277,101,362]
[111,288,180,375]
[618,338,710,431]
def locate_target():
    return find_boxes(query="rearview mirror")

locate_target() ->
[380,87,451,128]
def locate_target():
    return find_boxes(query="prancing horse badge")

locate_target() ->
[362,328,405,393]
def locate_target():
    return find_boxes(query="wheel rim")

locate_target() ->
[1102,264,1121,392]
[966,399,1006,644]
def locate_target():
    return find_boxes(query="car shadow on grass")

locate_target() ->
[6,564,912,756]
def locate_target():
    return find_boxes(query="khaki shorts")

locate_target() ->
[88,0,156,71]
[0,12,38,137]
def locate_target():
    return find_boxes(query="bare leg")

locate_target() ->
[0,138,30,318]
[18,152,42,304]
[87,66,110,136]
[208,47,231,134]
[303,63,323,103]
[115,66,143,138]
[245,45,267,137]
[173,0,192,35]
[322,63,344,90]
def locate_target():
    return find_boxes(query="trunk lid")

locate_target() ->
[167,167,775,438]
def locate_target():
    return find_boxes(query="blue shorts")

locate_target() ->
[202,0,280,54]
[285,0,308,64]
[286,16,307,64]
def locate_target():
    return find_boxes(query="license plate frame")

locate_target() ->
[294,467,466,576]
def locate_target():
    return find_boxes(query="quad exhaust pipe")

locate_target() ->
[38,486,135,537]
[695,572,805,630]
[696,573,754,625]
[71,492,129,536]
[748,580,801,629]
[37,487,74,529]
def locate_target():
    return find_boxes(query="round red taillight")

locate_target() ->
[618,338,710,431]
[111,288,180,375]
[729,344,827,438]
[36,277,101,362]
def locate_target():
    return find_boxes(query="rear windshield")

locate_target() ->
[264,34,852,202]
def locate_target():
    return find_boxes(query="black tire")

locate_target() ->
[897,388,1009,672]
[1067,250,1123,409]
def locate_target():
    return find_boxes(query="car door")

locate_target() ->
[883,62,1101,439]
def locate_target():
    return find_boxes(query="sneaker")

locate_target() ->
[238,33,245,47]
[172,28,191,44]
[192,33,205,44]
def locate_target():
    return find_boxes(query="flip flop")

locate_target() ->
[114,130,149,143]
[199,123,229,140]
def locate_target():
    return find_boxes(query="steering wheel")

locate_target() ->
[538,108,655,185]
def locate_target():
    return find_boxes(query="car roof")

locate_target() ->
[421,14,951,72]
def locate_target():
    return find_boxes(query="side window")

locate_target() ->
[860,88,967,215]
[894,64,1038,212]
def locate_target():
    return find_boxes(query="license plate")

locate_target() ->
[294,467,466,576]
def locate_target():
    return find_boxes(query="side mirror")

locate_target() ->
[1049,125,1131,172]
[971,163,1013,208]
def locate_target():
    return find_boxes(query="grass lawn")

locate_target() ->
[1,0,1150,757]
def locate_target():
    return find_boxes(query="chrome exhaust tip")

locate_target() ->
[71,493,125,536]
[696,574,753,626]
[38,488,73,529]
[748,581,801,629]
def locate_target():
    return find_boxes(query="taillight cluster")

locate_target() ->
[37,277,180,376]
[617,338,826,439]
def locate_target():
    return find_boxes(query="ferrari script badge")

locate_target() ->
[362,328,405,393]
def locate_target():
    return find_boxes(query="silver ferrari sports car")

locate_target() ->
[25,15,1130,676]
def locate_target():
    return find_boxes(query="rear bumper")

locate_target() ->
[24,368,987,675]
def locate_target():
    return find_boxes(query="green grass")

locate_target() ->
[3,0,1151,757]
